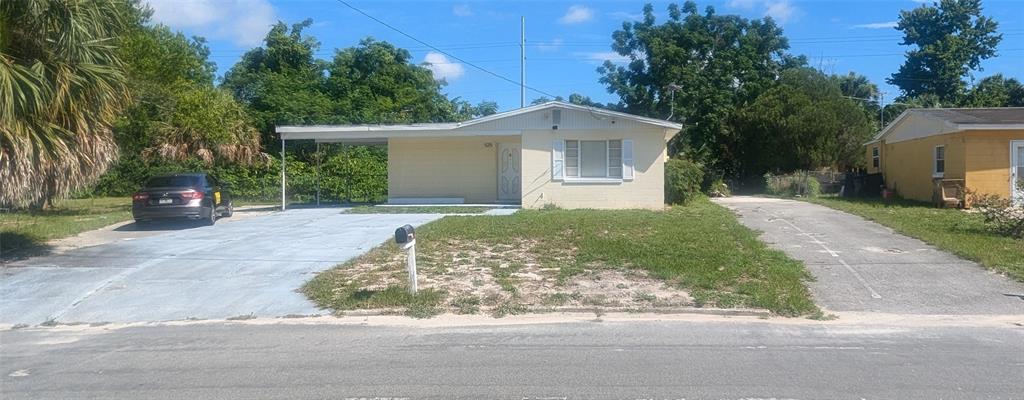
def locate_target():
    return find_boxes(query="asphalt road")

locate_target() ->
[2,317,1023,399]
[715,197,1024,315]
[0,209,442,325]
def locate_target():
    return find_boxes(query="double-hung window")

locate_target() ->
[553,139,633,182]
[565,140,622,179]
[933,145,945,177]
[871,146,880,169]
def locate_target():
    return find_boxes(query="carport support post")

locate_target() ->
[315,142,321,206]
[280,137,286,211]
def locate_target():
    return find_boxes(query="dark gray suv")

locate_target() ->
[132,173,233,225]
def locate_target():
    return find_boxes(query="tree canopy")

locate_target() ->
[598,2,791,173]
[888,0,1001,103]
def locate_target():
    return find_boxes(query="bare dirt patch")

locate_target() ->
[325,238,693,317]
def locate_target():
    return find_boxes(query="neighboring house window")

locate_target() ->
[871,146,880,169]
[933,145,945,177]
[564,139,623,179]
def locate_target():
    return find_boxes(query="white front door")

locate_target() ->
[1013,140,1024,206]
[497,143,521,202]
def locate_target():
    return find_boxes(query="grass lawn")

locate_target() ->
[807,197,1024,281]
[303,197,818,317]
[1,197,131,255]
[346,206,492,214]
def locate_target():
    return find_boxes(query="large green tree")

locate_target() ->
[222,19,334,150]
[888,0,1001,104]
[598,2,791,174]
[0,0,133,208]
[90,6,265,196]
[833,72,881,128]
[965,74,1024,107]
[733,68,875,175]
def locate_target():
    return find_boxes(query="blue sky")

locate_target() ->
[147,0,1024,111]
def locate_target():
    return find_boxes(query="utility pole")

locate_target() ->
[878,91,886,129]
[520,16,525,108]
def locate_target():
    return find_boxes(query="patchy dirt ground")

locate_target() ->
[324,238,694,317]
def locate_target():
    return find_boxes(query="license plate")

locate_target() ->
[158,198,172,205]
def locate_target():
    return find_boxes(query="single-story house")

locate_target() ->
[276,101,683,209]
[865,107,1024,205]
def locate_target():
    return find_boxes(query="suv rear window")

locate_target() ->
[145,176,201,188]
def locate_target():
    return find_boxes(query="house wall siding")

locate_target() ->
[465,107,652,132]
[964,129,1024,199]
[880,132,966,202]
[520,128,668,209]
[387,136,520,203]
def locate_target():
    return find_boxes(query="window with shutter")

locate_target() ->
[556,139,632,181]
[622,140,634,180]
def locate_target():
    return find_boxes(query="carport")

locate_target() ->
[276,121,521,210]
[275,126,395,210]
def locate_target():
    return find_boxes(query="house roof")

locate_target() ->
[909,108,1024,125]
[276,101,683,141]
[868,107,1024,144]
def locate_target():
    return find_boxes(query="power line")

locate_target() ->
[332,0,558,99]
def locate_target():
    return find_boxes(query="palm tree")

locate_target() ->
[0,0,132,209]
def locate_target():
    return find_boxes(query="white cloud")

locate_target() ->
[608,11,642,21]
[852,21,898,29]
[452,4,473,17]
[725,0,801,24]
[764,0,798,24]
[576,51,630,64]
[146,0,276,47]
[559,5,595,24]
[423,52,465,82]
[535,38,563,52]
[727,0,759,10]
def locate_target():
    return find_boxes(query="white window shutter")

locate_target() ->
[552,139,565,180]
[622,139,634,180]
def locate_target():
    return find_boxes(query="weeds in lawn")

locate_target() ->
[1,197,131,255]
[451,295,481,315]
[346,206,491,214]
[304,198,818,317]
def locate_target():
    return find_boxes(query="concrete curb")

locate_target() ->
[339,306,771,318]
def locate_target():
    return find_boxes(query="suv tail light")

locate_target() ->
[180,190,204,200]
[132,192,149,201]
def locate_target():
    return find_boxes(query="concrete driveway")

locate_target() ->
[0,209,441,325]
[715,197,1024,315]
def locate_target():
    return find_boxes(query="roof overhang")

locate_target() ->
[868,108,1024,145]
[276,101,683,143]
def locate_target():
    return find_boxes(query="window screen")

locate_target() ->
[580,141,608,178]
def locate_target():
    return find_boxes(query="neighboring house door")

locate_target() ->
[1013,140,1024,206]
[497,143,521,202]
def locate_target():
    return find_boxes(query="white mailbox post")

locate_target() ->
[395,224,417,294]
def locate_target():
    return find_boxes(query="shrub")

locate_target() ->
[764,171,821,197]
[969,192,1024,239]
[665,158,704,204]
[708,179,731,197]
[84,146,388,203]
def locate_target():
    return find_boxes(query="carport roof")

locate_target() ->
[275,101,683,142]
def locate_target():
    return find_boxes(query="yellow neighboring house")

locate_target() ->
[865,108,1024,206]
[276,102,682,209]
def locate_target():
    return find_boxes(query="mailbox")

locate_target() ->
[395,224,415,245]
